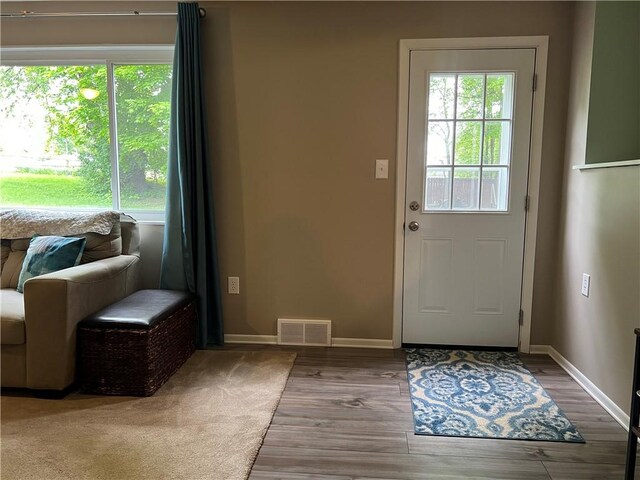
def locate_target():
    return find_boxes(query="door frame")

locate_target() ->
[392,36,549,352]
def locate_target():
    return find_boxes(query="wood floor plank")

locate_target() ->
[278,393,412,413]
[292,357,405,369]
[542,461,639,480]
[274,405,412,423]
[536,379,586,391]
[541,388,600,403]
[253,446,551,479]
[553,402,614,415]
[295,347,399,359]
[249,471,352,480]
[407,434,627,464]
[263,425,409,453]
[283,377,401,395]
[568,421,628,442]
[290,365,408,385]
[272,407,415,433]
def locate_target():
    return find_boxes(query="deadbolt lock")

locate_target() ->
[409,201,420,211]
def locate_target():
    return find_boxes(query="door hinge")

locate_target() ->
[532,74,538,92]
[518,309,524,325]
[525,195,530,211]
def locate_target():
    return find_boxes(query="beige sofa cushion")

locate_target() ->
[1,251,26,289]
[79,223,122,263]
[1,289,25,345]
[1,241,9,271]
[0,224,123,289]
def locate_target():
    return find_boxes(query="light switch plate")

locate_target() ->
[375,159,388,179]
[581,273,590,297]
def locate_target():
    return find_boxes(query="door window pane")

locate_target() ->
[426,121,454,165]
[428,74,455,119]
[456,74,484,119]
[483,121,511,165]
[0,65,112,208]
[454,121,482,165]
[423,72,514,212]
[115,64,172,211]
[481,167,509,211]
[425,167,451,210]
[485,74,514,119]
[453,168,480,210]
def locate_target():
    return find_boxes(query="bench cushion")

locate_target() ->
[1,289,25,345]
[82,289,192,330]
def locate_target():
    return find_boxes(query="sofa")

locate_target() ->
[1,210,140,391]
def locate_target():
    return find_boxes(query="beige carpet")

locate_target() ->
[1,350,296,480]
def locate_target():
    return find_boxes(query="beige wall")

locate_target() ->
[0,2,177,46]
[205,1,575,341]
[552,2,640,413]
[2,2,575,341]
[138,223,164,289]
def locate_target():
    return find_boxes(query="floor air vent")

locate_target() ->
[277,319,332,346]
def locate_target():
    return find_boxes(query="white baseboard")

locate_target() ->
[529,344,550,355]
[223,334,393,349]
[331,338,394,349]
[531,344,629,430]
[224,334,277,345]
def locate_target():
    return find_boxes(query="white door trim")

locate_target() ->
[392,36,549,352]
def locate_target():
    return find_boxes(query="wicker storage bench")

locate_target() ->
[78,289,196,396]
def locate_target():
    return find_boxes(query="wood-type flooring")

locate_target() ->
[223,345,633,479]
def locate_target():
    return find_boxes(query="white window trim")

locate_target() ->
[1,45,174,223]
[1,45,174,64]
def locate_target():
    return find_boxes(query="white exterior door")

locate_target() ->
[402,48,535,347]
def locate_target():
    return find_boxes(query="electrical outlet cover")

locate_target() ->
[228,276,240,294]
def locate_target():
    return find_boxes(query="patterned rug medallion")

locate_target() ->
[406,349,584,442]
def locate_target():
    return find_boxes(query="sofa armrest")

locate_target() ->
[23,254,140,390]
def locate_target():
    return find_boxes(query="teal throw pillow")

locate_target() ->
[17,236,87,293]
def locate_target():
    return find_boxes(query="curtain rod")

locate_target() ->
[1,8,206,19]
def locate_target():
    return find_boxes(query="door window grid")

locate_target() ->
[424,72,514,212]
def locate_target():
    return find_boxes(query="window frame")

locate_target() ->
[1,45,174,222]
[423,71,515,213]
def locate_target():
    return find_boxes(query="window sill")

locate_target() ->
[573,159,640,171]
[137,220,165,226]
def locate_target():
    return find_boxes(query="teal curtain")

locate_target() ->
[161,2,223,346]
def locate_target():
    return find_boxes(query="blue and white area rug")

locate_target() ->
[406,349,584,442]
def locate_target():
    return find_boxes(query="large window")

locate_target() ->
[0,47,173,220]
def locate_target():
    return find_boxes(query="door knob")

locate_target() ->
[408,221,419,232]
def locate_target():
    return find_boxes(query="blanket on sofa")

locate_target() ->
[0,210,120,239]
